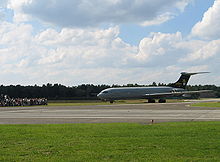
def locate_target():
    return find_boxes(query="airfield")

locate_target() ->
[0,99,220,124]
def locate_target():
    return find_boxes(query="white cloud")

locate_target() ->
[34,26,137,69]
[180,39,220,62]
[8,0,191,27]
[141,12,175,26]
[0,2,7,20]
[175,0,192,12]
[7,0,31,22]
[0,20,219,85]
[0,0,219,86]
[192,0,220,39]
[0,22,136,84]
[0,0,8,7]
[135,32,183,64]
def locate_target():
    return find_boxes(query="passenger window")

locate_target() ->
[103,91,108,94]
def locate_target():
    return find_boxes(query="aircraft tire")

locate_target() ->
[159,99,166,103]
[148,99,156,103]
[110,100,114,104]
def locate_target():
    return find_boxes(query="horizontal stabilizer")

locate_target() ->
[181,72,210,75]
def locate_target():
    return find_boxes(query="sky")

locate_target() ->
[0,0,219,86]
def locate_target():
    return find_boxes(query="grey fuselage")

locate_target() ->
[97,86,185,101]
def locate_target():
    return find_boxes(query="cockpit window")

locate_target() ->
[102,91,108,94]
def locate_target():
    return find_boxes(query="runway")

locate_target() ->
[0,100,220,124]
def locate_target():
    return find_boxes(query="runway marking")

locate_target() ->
[1,117,220,120]
[96,102,191,107]
[1,110,220,120]
[0,100,220,124]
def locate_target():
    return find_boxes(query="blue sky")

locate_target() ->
[119,0,215,45]
[0,0,219,86]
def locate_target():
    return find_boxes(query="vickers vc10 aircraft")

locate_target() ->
[97,72,211,103]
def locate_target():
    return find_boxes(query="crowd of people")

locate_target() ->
[0,94,47,107]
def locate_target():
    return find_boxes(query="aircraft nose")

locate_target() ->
[97,93,102,99]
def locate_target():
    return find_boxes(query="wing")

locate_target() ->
[144,90,213,98]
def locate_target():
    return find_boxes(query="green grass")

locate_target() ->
[48,99,186,106]
[48,99,148,106]
[192,102,220,108]
[1,122,220,161]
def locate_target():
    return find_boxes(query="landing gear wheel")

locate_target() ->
[159,99,166,103]
[110,100,114,104]
[148,99,156,103]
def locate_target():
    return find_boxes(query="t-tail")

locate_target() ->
[169,72,210,89]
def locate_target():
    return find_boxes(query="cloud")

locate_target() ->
[0,20,218,85]
[0,22,138,85]
[0,0,219,86]
[141,12,175,26]
[136,32,183,64]
[34,26,137,69]
[0,1,8,20]
[0,0,8,7]
[180,39,220,62]
[7,0,31,22]
[8,0,191,27]
[191,0,220,39]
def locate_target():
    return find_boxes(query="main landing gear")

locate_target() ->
[158,99,166,103]
[110,100,114,104]
[148,99,156,103]
[148,99,166,103]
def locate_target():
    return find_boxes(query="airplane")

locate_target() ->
[97,72,212,103]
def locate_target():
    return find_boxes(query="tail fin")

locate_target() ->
[169,72,209,89]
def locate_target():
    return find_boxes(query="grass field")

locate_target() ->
[1,122,220,161]
[48,100,146,106]
[192,102,220,108]
[48,99,186,106]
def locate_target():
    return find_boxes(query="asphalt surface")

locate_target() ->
[0,99,220,124]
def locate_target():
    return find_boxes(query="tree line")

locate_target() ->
[0,83,219,100]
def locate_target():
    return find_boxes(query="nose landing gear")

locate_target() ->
[148,99,166,103]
